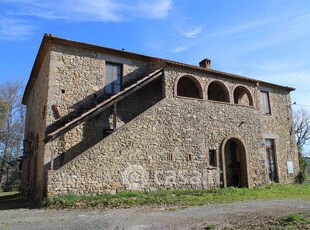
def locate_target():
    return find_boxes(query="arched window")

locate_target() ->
[207,81,230,103]
[233,86,253,106]
[176,76,202,99]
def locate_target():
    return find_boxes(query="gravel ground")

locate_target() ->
[0,199,309,229]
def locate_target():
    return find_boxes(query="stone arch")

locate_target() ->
[174,75,203,99]
[221,136,249,188]
[233,85,254,106]
[206,80,230,103]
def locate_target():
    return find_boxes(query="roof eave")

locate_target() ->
[22,34,295,105]
[163,61,295,92]
[22,34,51,104]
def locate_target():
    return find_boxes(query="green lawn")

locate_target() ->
[43,183,310,209]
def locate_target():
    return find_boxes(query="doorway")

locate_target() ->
[265,139,278,182]
[223,138,248,187]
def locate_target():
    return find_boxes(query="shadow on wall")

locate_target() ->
[47,66,150,135]
[44,78,164,171]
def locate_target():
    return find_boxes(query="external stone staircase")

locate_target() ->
[45,68,164,143]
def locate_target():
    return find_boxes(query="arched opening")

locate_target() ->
[207,81,230,102]
[233,86,253,106]
[176,76,202,99]
[223,138,248,187]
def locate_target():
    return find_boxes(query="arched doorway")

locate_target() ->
[222,137,248,187]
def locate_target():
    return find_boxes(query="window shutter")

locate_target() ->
[261,91,271,114]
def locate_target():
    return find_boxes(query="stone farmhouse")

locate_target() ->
[22,34,299,199]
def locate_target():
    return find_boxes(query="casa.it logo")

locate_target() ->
[122,165,148,190]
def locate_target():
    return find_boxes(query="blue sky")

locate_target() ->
[1,0,310,148]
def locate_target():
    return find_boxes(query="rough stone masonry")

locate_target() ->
[21,34,298,199]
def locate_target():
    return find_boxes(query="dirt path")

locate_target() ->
[0,199,309,229]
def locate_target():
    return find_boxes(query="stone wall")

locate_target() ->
[164,67,298,184]
[18,40,297,197]
[44,43,151,170]
[46,66,269,196]
[46,64,299,196]
[22,46,51,199]
[46,43,149,122]
[260,87,299,182]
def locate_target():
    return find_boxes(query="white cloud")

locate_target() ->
[209,19,273,38]
[1,0,173,22]
[136,0,173,19]
[173,46,188,53]
[66,0,123,22]
[215,13,310,56]
[181,26,203,39]
[0,0,173,40]
[0,17,34,40]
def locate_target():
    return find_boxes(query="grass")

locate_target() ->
[283,213,304,223]
[282,212,310,225]
[227,212,310,229]
[42,183,310,209]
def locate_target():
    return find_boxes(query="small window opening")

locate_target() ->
[186,154,192,161]
[61,89,65,94]
[209,149,216,167]
[167,153,173,161]
[42,106,46,119]
[94,93,97,99]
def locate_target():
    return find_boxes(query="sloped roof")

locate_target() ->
[22,33,295,104]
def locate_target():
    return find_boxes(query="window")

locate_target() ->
[233,86,253,106]
[207,81,230,103]
[42,106,46,119]
[261,91,271,114]
[176,76,202,99]
[209,149,216,167]
[105,62,122,94]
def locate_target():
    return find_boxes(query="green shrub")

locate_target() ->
[2,170,21,192]
[296,151,307,183]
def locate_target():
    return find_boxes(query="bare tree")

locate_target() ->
[0,80,25,190]
[0,99,8,137]
[0,80,25,160]
[294,109,310,148]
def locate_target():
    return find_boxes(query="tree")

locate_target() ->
[294,109,310,149]
[0,80,25,191]
[0,81,25,160]
[293,109,310,183]
[0,98,8,137]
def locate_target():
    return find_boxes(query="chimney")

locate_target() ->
[199,58,211,69]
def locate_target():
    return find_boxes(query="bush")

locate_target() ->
[296,151,307,184]
[1,169,21,192]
